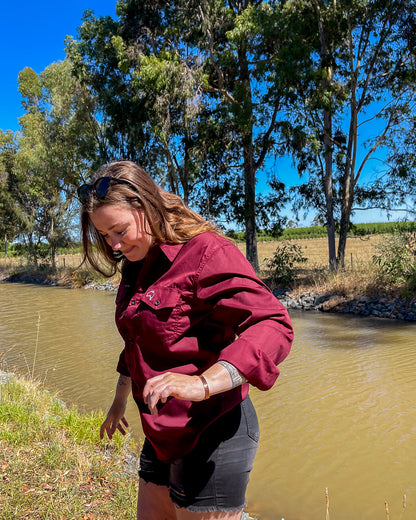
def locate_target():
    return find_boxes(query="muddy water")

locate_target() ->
[1,282,415,520]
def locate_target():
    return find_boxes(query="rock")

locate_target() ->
[272,290,416,321]
[0,371,13,384]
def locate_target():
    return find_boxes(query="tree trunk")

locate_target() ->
[338,49,359,269]
[337,169,354,268]
[243,140,259,272]
[315,0,337,270]
[323,109,337,270]
[239,47,259,272]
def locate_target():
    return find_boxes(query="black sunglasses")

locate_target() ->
[77,177,140,204]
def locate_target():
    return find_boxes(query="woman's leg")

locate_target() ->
[137,479,243,520]
[137,478,177,520]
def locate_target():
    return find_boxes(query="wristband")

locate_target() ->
[199,375,210,400]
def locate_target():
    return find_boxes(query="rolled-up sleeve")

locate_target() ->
[195,242,293,390]
[116,348,130,377]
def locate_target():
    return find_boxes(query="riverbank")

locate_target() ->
[0,371,138,519]
[1,268,415,321]
[274,289,416,321]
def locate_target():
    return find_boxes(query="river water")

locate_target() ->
[1,282,415,520]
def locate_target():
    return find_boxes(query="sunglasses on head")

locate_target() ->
[77,176,140,204]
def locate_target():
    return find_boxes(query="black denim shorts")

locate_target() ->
[139,395,259,512]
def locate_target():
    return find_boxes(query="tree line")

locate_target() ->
[1,0,416,271]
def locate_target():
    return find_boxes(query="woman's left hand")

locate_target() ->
[143,372,206,415]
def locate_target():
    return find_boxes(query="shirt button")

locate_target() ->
[154,300,160,306]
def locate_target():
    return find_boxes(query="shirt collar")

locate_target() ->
[155,241,185,263]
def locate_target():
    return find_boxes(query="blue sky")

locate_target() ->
[1,0,117,132]
[0,0,405,226]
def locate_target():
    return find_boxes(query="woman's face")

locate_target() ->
[90,204,154,262]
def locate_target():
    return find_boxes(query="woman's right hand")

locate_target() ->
[100,400,129,440]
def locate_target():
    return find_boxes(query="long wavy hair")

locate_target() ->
[80,161,221,277]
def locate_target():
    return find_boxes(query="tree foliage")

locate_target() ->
[66,0,307,269]
[2,0,416,272]
[287,0,416,268]
[9,62,98,266]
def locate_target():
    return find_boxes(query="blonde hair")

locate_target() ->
[80,161,220,276]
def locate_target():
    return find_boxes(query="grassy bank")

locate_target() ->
[0,373,258,520]
[0,372,139,519]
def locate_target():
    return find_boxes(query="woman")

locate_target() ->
[78,161,293,520]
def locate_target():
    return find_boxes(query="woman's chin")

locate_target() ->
[123,249,143,262]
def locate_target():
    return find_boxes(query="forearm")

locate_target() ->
[113,373,132,404]
[200,361,247,398]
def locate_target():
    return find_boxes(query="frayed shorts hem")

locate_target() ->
[172,501,246,513]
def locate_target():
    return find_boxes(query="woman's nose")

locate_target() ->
[110,236,122,250]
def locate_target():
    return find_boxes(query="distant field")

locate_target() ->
[0,234,384,272]
[238,234,384,270]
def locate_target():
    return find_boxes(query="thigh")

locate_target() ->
[137,478,177,520]
[169,396,259,513]
[138,439,176,520]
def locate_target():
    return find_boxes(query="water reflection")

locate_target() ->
[1,283,415,520]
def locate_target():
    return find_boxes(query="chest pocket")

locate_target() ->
[141,286,181,310]
[138,286,184,340]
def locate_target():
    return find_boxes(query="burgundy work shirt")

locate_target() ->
[115,232,293,462]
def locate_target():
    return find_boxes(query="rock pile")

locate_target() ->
[85,280,119,292]
[274,289,416,321]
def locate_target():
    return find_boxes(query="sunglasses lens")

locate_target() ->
[77,176,139,204]
[77,184,92,203]
[95,177,112,198]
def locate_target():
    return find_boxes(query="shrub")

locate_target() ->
[265,242,307,286]
[372,230,416,290]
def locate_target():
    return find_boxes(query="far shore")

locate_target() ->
[1,266,415,322]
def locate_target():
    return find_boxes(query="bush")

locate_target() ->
[265,242,307,286]
[372,230,416,291]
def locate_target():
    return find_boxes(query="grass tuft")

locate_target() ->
[0,373,139,520]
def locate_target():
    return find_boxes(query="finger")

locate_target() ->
[121,416,129,428]
[148,390,160,416]
[143,384,152,404]
[100,420,111,440]
[117,424,127,436]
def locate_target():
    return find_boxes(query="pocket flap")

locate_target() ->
[142,286,180,309]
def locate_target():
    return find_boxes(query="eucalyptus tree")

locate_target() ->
[66,4,217,206]
[66,10,160,174]
[177,0,302,268]
[287,0,416,268]
[68,0,307,270]
[14,61,98,266]
[0,130,24,256]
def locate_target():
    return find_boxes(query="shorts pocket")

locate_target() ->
[241,396,260,443]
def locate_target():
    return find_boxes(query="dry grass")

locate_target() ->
[237,234,393,298]
[236,234,384,271]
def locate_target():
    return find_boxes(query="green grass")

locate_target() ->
[0,373,139,520]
